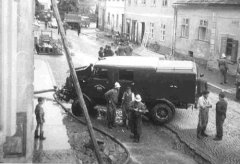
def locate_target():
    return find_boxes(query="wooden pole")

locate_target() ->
[51,1,103,163]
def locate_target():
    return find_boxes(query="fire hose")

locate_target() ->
[52,93,131,164]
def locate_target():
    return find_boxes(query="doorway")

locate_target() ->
[141,22,145,43]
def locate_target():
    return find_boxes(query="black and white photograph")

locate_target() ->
[1,0,240,163]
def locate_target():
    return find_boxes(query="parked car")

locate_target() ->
[48,18,58,28]
[81,16,90,27]
[65,56,197,124]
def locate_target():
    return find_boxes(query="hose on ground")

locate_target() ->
[53,93,130,164]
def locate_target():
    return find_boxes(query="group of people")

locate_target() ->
[104,82,148,143]
[196,74,228,141]
[98,42,133,60]
[98,45,115,59]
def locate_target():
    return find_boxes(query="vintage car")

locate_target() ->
[67,56,197,124]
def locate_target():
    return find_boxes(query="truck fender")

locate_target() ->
[82,93,94,106]
[155,98,175,114]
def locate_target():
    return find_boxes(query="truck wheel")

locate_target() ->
[151,103,173,124]
[71,98,95,116]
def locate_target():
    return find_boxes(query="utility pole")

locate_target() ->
[51,0,103,163]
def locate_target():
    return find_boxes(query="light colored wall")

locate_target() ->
[104,0,125,32]
[0,0,34,162]
[175,6,240,71]
[125,0,176,53]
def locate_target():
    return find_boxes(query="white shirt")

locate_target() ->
[198,96,211,110]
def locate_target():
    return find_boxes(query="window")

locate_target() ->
[141,0,146,5]
[94,68,108,79]
[151,0,156,6]
[181,18,189,38]
[150,23,154,38]
[128,0,131,6]
[134,0,138,5]
[119,70,134,81]
[162,0,167,6]
[107,12,110,24]
[160,23,166,41]
[198,19,208,41]
[116,14,119,28]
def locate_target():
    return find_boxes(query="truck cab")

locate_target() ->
[69,56,197,124]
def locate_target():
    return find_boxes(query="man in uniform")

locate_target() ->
[98,47,104,60]
[129,94,148,142]
[197,90,212,139]
[105,82,121,129]
[214,92,228,141]
[35,97,46,140]
[235,58,240,100]
[121,86,135,128]
[218,53,228,84]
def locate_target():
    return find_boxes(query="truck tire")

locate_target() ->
[151,103,173,125]
[71,97,95,116]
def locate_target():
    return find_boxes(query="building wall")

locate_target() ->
[104,0,125,33]
[175,6,240,73]
[98,0,106,30]
[125,0,176,54]
[0,0,34,162]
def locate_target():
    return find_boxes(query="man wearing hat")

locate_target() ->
[105,82,121,129]
[218,53,228,84]
[197,90,212,139]
[214,92,228,141]
[129,94,148,142]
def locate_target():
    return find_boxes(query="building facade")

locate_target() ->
[0,0,34,162]
[125,0,176,55]
[174,0,240,74]
[98,0,125,33]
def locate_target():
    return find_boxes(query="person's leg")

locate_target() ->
[223,71,227,83]
[39,124,46,140]
[216,117,224,139]
[35,123,40,138]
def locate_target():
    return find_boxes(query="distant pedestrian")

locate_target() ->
[218,53,228,84]
[105,82,121,129]
[103,45,108,56]
[35,97,46,140]
[108,46,114,56]
[124,43,133,56]
[121,86,135,128]
[195,74,208,108]
[77,23,81,36]
[235,58,240,100]
[197,90,212,139]
[98,47,104,60]
[44,19,48,29]
[214,92,228,141]
[117,44,126,56]
[129,94,148,142]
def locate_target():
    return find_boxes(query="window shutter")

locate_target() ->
[206,28,211,42]
[231,40,238,62]
[220,36,227,56]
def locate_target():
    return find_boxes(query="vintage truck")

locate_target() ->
[65,56,197,124]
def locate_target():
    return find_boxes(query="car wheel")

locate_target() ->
[151,103,173,125]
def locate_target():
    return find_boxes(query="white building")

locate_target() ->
[98,0,125,33]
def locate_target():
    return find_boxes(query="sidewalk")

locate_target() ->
[33,59,77,163]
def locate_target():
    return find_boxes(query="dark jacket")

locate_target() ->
[105,88,119,105]
[216,99,228,118]
[197,78,208,96]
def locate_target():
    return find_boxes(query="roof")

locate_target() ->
[174,0,240,5]
[94,56,197,74]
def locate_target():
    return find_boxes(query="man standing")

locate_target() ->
[121,86,135,128]
[98,47,104,60]
[77,23,81,36]
[195,74,208,108]
[105,82,121,129]
[35,97,46,140]
[197,90,212,139]
[130,94,148,142]
[235,58,240,100]
[218,53,228,84]
[214,92,228,141]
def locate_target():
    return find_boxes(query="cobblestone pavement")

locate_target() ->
[166,92,240,164]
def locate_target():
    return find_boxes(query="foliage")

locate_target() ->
[35,0,43,16]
